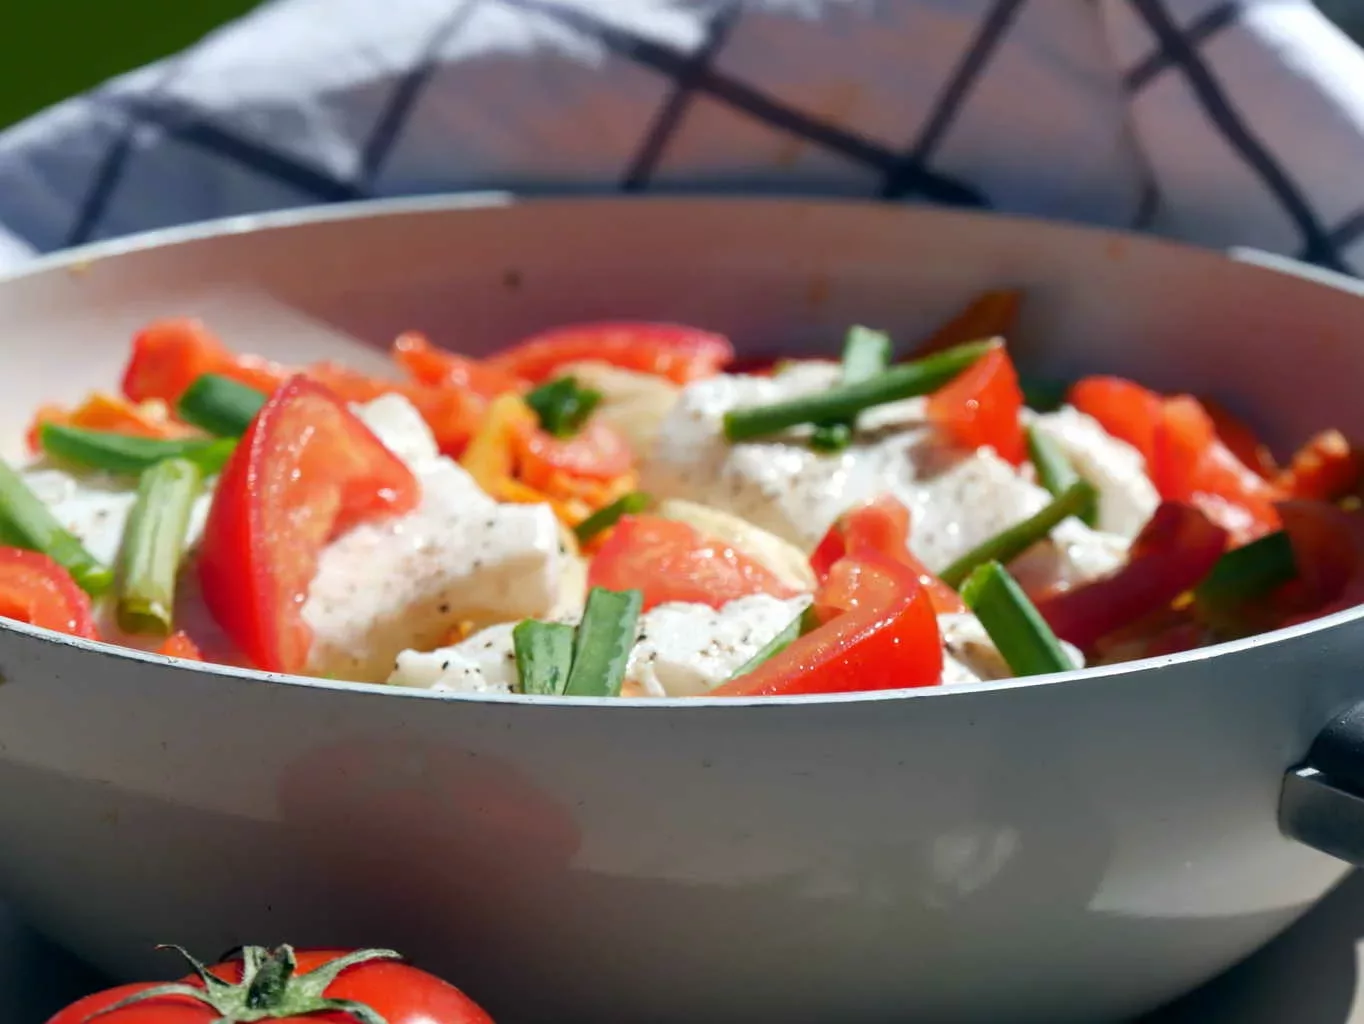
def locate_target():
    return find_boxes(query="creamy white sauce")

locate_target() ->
[391,593,814,697]
[301,395,580,682]
[641,364,1136,592]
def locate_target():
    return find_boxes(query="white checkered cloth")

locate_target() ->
[0,0,1361,274]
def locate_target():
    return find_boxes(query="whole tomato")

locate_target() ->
[46,944,495,1024]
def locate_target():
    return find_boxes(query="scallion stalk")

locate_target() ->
[175,375,267,437]
[512,619,576,696]
[115,458,203,635]
[0,458,112,595]
[563,587,643,697]
[961,561,1074,677]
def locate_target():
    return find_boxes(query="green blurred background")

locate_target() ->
[0,2,262,129]
[0,1,1360,130]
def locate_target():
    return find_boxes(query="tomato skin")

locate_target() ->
[197,377,420,674]
[1274,500,1364,623]
[392,332,526,398]
[45,948,495,1024]
[1274,429,1362,502]
[122,319,289,405]
[513,417,634,484]
[711,547,942,697]
[0,548,99,639]
[1152,395,1281,545]
[1069,375,1164,466]
[925,344,1026,464]
[486,322,735,384]
[809,496,965,615]
[1198,395,1277,479]
[1034,501,1228,650]
[589,514,799,611]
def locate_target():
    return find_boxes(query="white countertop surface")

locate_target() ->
[6,872,1364,1023]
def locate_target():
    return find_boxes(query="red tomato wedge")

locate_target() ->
[156,631,203,661]
[711,547,942,697]
[1035,501,1228,650]
[1069,375,1164,466]
[122,318,289,404]
[0,548,98,640]
[1152,395,1282,545]
[198,376,420,674]
[45,945,495,1024]
[810,495,965,614]
[486,322,735,384]
[925,344,1026,464]
[588,515,800,611]
[1199,395,1277,479]
[392,331,527,397]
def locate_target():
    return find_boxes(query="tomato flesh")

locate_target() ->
[1152,395,1281,544]
[392,331,526,397]
[121,319,288,404]
[925,344,1025,464]
[1035,501,1227,650]
[157,631,203,660]
[712,547,942,696]
[1069,375,1164,466]
[0,548,98,639]
[810,495,965,614]
[1274,500,1364,623]
[589,514,800,611]
[486,322,734,384]
[197,376,420,673]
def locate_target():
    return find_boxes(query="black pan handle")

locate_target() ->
[1280,702,1364,864]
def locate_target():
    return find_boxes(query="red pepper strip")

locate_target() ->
[197,376,420,674]
[711,547,942,697]
[0,548,99,640]
[925,343,1026,464]
[810,495,966,615]
[391,331,527,397]
[485,321,735,385]
[121,319,289,405]
[1034,501,1228,651]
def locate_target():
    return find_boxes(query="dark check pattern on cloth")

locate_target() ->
[0,0,1362,275]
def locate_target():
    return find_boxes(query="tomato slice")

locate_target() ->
[1152,395,1281,545]
[1069,375,1164,466]
[589,514,800,611]
[1034,501,1227,650]
[486,322,735,384]
[198,376,420,673]
[711,547,942,697]
[810,495,966,614]
[0,548,99,639]
[121,318,289,404]
[392,331,527,397]
[513,417,634,484]
[156,631,203,661]
[925,344,1026,464]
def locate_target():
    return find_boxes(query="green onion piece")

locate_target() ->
[512,619,576,696]
[1020,377,1069,413]
[563,586,643,697]
[1194,529,1297,614]
[961,561,1075,677]
[1025,425,1096,527]
[176,374,267,436]
[811,325,893,452]
[726,604,820,681]
[525,376,603,438]
[115,458,203,635]
[938,480,1098,588]
[40,424,236,477]
[724,339,998,443]
[574,491,652,545]
[0,458,112,595]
